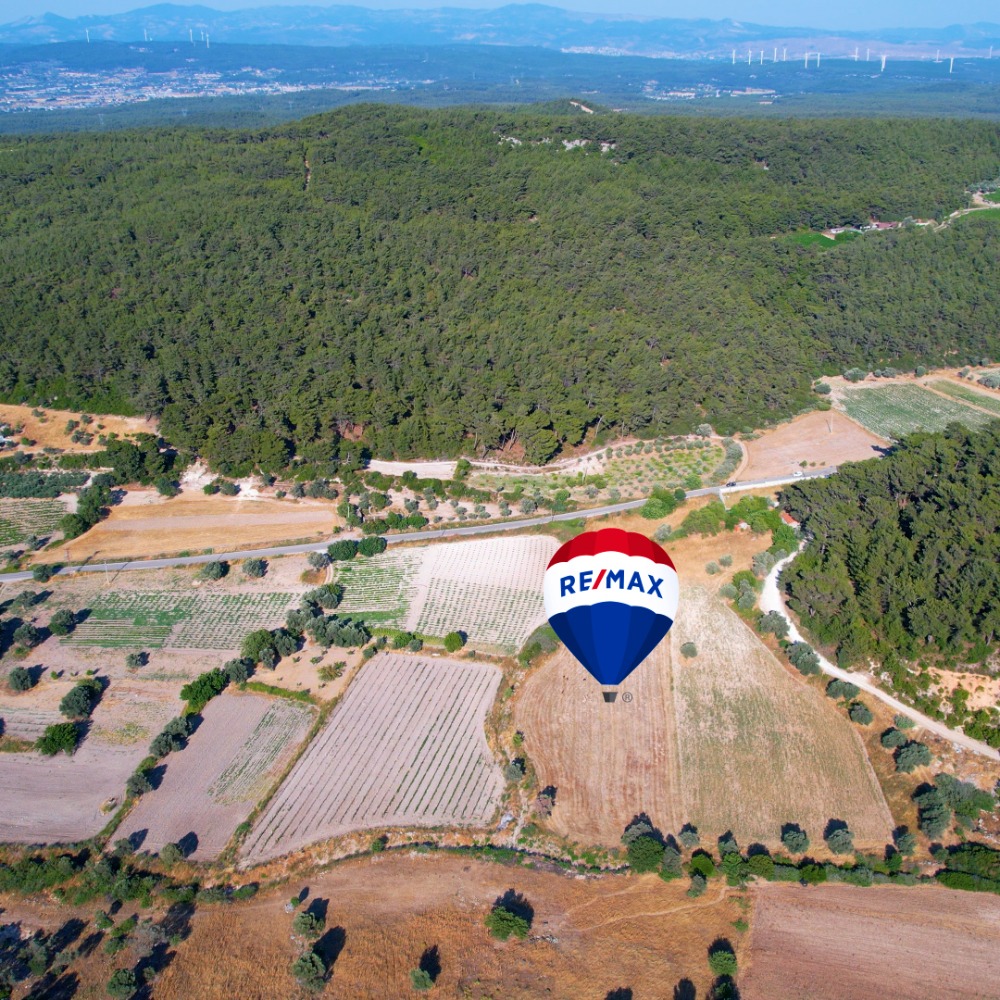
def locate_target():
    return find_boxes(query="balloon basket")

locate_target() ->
[602,690,618,703]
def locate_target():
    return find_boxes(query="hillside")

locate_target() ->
[1,107,999,468]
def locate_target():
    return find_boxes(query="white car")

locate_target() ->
[792,470,803,477]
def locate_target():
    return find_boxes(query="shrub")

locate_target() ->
[292,911,325,938]
[159,843,183,866]
[36,722,79,755]
[198,560,228,581]
[627,835,665,873]
[680,642,697,658]
[895,741,932,773]
[848,701,873,725]
[408,638,423,652]
[687,873,707,897]
[894,714,915,730]
[48,608,76,635]
[179,668,228,712]
[443,632,465,653]
[485,904,530,940]
[291,950,328,992]
[705,561,720,575]
[410,968,434,990]
[125,652,145,669]
[242,558,267,578]
[106,968,138,999]
[8,665,33,691]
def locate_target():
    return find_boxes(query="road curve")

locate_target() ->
[761,549,1000,762]
[0,470,830,586]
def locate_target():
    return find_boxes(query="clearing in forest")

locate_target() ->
[929,378,1000,418]
[0,403,157,455]
[516,585,892,849]
[743,882,1000,1000]
[336,535,556,651]
[241,653,504,864]
[115,692,313,861]
[837,382,993,439]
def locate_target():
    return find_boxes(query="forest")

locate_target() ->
[1,106,1000,467]
[781,422,1000,671]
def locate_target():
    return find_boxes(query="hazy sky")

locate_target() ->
[1,0,995,29]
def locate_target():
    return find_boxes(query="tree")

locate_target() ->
[8,666,33,692]
[628,835,665,873]
[12,623,41,649]
[848,701,873,725]
[126,771,152,797]
[198,560,228,581]
[60,681,99,719]
[48,608,76,635]
[687,873,707,897]
[914,785,951,838]
[159,842,183,866]
[224,657,250,684]
[328,540,358,561]
[36,722,79,756]
[154,476,179,497]
[291,950,328,992]
[895,741,932,773]
[408,638,423,652]
[443,632,465,653]
[307,551,331,570]
[680,642,697,658]
[359,535,388,557]
[826,679,860,701]
[758,610,789,639]
[708,946,738,977]
[31,564,54,582]
[894,828,917,855]
[485,904,530,940]
[410,968,434,990]
[242,558,267,578]
[106,968,138,999]
[824,824,854,854]
[125,652,144,669]
[678,824,700,848]
[292,911,325,938]
[881,728,908,748]
[781,824,809,853]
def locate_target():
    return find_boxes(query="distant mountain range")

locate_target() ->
[2,3,999,57]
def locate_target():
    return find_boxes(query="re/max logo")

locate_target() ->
[560,569,665,598]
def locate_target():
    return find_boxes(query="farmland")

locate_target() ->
[516,583,892,850]
[0,680,176,843]
[930,378,1000,418]
[62,590,297,650]
[336,535,556,651]
[242,654,504,864]
[0,497,67,548]
[837,382,993,439]
[516,642,684,845]
[743,882,1000,1000]
[115,692,313,860]
[670,586,892,848]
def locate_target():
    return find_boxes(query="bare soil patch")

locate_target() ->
[0,403,157,455]
[242,654,505,864]
[115,691,313,861]
[38,492,340,563]
[738,409,885,480]
[743,882,1000,1000]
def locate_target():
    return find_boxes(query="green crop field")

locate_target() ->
[781,230,861,249]
[334,551,421,626]
[839,383,994,439]
[0,498,67,548]
[63,591,298,649]
[930,380,1000,419]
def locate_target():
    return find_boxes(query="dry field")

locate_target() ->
[242,654,504,864]
[743,882,1000,1000]
[516,642,684,845]
[670,586,892,848]
[0,403,157,454]
[737,409,885,480]
[37,492,340,563]
[0,854,744,1000]
[336,535,557,651]
[516,582,892,851]
[115,692,313,861]
[0,679,177,843]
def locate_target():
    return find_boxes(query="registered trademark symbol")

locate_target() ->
[621,692,634,703]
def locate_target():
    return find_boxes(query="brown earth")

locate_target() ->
[0,403,157,454]
[743,881,1000,1000]
[737,408,886,480]
[36,492,340,564]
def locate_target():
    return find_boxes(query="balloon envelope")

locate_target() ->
[544,528,678,686]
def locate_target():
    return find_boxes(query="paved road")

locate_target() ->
[0,469,832,586]
[761,549,1000,762]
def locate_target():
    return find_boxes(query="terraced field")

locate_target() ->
[336,536,556,651]
[242,653,504,864]
[0,498,67,548]
[838,383,993,439]
[62,591,297,650]
[930,379,1000,418]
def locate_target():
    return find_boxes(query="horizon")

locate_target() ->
[3,0,999,32]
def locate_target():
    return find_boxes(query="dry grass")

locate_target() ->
[743,882,1000,1000]
[0,403,158,454]
[737,409,886,480]
[37,492,340,563]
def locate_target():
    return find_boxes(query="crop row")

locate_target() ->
[0,498,67,547]
[839,384,994,439]
[930,380,1000,418]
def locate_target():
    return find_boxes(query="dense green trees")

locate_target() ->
[1,109,998,468]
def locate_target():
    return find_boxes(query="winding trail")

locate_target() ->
[760,549,1000,762]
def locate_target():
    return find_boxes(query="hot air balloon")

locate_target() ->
[543,528,678,701]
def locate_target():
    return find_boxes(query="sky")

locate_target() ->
[0,0,996,29]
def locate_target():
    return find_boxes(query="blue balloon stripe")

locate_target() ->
[548,603,673,686]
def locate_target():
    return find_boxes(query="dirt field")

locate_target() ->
[0,403,157,455]
[737,409,886,480]
[670,586,892,848]
[743,882,1000,1000]
[0,679,177,843]
[115,692,313,861]
[0,854,744,1000]
[516,642,684,846]
[37,491,340,563]
[242,654,505,864]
